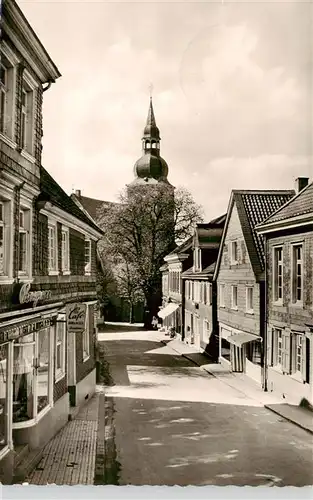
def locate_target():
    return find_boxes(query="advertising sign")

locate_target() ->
[66,303,86,333]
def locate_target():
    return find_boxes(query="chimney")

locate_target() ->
[75,189,81,198]
[295,177,309,193]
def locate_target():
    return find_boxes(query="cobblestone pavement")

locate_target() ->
[27,395,99,485]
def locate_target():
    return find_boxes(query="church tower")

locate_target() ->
[130,98,173,187]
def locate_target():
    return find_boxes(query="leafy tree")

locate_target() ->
[98,183,203,328]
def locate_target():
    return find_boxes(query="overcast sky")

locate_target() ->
[19,0,313,220]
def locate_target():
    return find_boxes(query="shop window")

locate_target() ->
[83,306,90,361]
[85,238,91,275]
[36,328,49,413]
[246,341,261,365]
[13,333,35,423]
[55,319,66,381]
[221,338,231,361]
[0,343,8,449]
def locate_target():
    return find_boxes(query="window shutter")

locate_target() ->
[301,336,306,382]
[268,327,273,366]
[282,329,291,374]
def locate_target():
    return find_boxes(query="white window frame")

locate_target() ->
[0,63,7,136]
[61,226,70,274]
[230,241,238,265]
[219,283,225,308]
[231,285,238,310]
[273,246,283,304]
[207,283,212,305]
[18,200,32,279]
[83,305,90,361]
[291,243,303,305]
[48,222,58,275]
[272,327,283,368]
[246,286,254,314]
[203,319,210,342]
[20,71,36,159]
[55,315,66,382]
[84,238,91,275]
[0,43,18,144]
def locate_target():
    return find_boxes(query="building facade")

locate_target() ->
[182,217,226,359]
[213,190,295,385]
[0,0,102,483]
[257,179,313,405]
[159,238,192,336]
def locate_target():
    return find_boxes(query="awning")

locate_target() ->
[228,333,261,347]
[158,303,179,319]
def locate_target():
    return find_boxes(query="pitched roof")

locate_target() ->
[40,167,102,233]
[71,194,116,222]
[257,181,313,226]
[182,261,216,279]
[214,190,295,280]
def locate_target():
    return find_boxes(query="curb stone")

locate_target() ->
[161,339,313,435]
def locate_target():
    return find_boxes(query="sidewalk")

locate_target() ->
[25,394,100,485]
[163,337,313,435]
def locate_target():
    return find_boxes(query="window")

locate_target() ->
[0,64,7,135]
[246,286,254,313]
[61,228,70,272]
[20,80,34,154]
[194,248,201,271]
[85,239,91,274]
[295,335,303,373]
[231,241,238,264]
[0,343,8,449]
[219,284,225,307]
[83,305,90,360]
[0,202,5,275]
[273,247,283,302]
[207,283,212,305]
[13,333,35,423]
[36,328,50,413]
[272,328,283,366]
[203,320,210,342]
[292,244,303,303]
[48,224,57,272]
[231,285,238,309]
[18,210,28,273]
[55,318,66,381]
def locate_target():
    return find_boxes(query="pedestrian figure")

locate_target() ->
[152,316,158,330]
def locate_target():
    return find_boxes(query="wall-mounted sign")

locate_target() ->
[66,303,86,333]
[0,318,51,344]
[19,283,52,307]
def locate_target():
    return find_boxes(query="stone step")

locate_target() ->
[13,448,44,484]
[13,444,29,468]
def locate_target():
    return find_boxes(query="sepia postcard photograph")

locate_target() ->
[0,0,312,498]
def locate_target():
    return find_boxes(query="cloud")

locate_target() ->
[18,1,312,220]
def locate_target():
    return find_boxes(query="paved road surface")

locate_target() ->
[98,331,313,487]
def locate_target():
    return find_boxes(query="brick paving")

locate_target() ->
[27,394,99,485]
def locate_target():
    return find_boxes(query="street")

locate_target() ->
[96,329,313,487]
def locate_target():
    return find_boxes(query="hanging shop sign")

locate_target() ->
[18,282,52,307]
[0,318,51,344]
[66,303,87,333]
